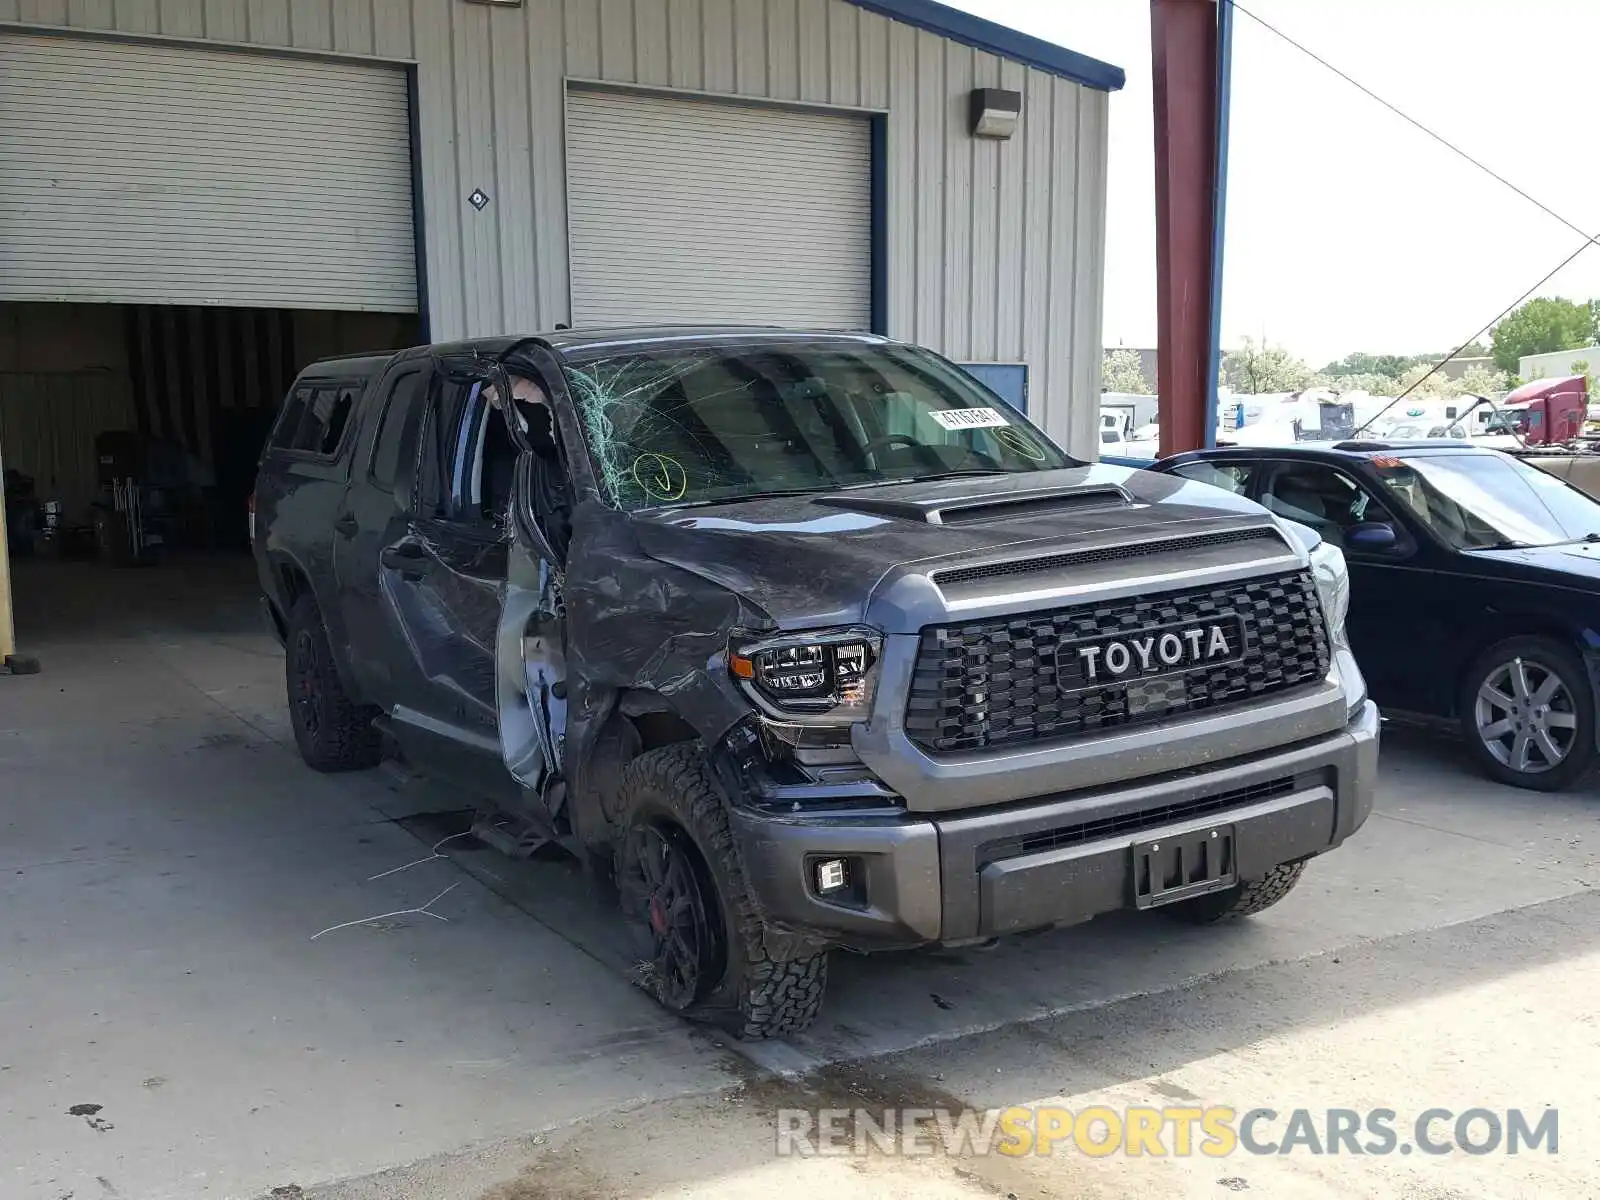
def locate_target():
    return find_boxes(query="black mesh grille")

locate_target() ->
[932,528,1285,588]
[905,570,1329,754]
[985,776,1302,864]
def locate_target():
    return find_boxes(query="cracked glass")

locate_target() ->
[559,340,1073,511]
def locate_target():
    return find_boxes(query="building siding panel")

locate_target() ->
[883,17,916,344]
[597,0,634,81]
[912,29,944,349]
[289,0,331,47]
[331,0,374,55]
[941,41,972,359]
[1042,75,1078,452]
[0,0,1111,452]
[730,0,765,95]
[993,55,1025,363]
[796,0,827,103]
[633,0,669,85]
[201,0,242,39]
[667,0,702,89]
[452,0,497,335]
[21,0,67,22]
[528,1,567,325]
[967,51,1000,364]
[157,0,203,36]
[1068,86,1109,455]
[825,0,856,108]
[699,0,734,92]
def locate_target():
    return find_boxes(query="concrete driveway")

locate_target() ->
[2,558,1597,1199]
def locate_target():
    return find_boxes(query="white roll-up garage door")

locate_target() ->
[566,89,871,330]
[0,33,416,312]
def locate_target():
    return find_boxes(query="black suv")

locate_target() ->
[254,328,1377,1038]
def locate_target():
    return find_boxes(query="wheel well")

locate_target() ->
[631,709,700,752]
[278,561,311,610]
[1451,620,1592,718]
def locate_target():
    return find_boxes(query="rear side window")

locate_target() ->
[370,370,427,491]
[270,379,361,456]
[321,386,358,454]
[270,386,313,451]
[1171,461,1254,496]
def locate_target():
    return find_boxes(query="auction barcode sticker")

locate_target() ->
[930,406,1011,431]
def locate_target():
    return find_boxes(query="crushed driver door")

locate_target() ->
[495,371,572,832]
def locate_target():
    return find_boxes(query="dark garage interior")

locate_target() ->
[1,300,419,644]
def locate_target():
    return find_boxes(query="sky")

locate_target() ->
[945,0,1600,368]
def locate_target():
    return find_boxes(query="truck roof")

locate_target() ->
[299,351,398,380]
[400,325,900,365]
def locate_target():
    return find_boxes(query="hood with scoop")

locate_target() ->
[629,463,1284,631]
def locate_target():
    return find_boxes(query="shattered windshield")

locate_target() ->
[559,340,1073,510]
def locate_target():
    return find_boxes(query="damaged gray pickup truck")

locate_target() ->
[253,328,1378,1039]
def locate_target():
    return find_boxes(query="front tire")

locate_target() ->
[614,745,828,1040]
[1460,636,1594,792]
[286,593,382,772]
[1163,861,1306,925]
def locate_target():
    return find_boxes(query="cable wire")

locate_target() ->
[1227,0,1600,250]
[1353,235,1596,438]
[1225,0,1598,441]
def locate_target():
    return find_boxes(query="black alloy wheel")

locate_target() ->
[620,821,722,1010]
[291,628,323,740]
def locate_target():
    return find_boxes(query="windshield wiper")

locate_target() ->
[900,468,1016,483]
[1539,532,1600,547]
[651,486,841,509]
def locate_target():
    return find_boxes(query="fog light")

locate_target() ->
[814,858,850,894]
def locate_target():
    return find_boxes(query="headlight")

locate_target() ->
[1309,540,1367,715]
[729,627,882,723]
[1309,540,1349,638]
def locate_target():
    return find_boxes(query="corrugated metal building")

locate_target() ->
[0,0,1121,563]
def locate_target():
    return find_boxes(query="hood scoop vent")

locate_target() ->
[815,483,1131,525]
[936,487,1131,525]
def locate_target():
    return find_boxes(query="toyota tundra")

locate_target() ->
[252,328,1378,1039]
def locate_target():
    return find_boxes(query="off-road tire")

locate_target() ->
[1163,861,1306,925]
[615,744,828,1039]
[286,592,382,773]
[1459,636,1595,792]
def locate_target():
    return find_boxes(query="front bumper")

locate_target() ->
[730,700,1379,950]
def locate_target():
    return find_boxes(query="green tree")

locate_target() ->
[1326,372,1397,395]
[1457,363,1509,397]
[1222,338,1315,394]
[1489,297,1595,372]
[1100,348,1152,393]
[1396,362,1463,397]
[1571,358,1595,397]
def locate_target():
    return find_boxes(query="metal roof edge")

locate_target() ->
[846,0,1126,92]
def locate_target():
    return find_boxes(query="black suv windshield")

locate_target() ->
[1372,452,1600,549]
[559,340,1072,510]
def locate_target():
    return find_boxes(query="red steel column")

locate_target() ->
[1151,0,1221,456]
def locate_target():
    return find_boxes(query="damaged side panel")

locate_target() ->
[493,344,777,849]
[381,523,518,802]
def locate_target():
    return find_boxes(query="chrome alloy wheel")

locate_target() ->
[1474,655,1579,775]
